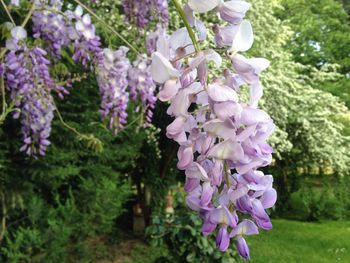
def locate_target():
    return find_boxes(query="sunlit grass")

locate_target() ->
[245,219,350,263]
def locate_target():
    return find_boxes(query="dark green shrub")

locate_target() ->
[286,177,350,221]
[146,190,238,263]
[0,76,144,262]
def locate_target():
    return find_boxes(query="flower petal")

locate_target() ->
[260,188,277,209]
[216,226,230,252]
[11,26,27,40]
[231,20,254,53]
[151,52,180,84]
[185,162,209,181]
[207,83,238,102]
[188,0,220,13]
[208,139,245,162]
[158,79,180,102]
[230,219,259,237]
[236,236,250,260]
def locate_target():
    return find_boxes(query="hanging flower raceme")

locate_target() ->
[4,28,57,157]
[70,6,102,67]
[128,55,157,126]
[1,1,163,155]
[32,0,71,58]
[32,2,102,66]
[151,0,276,260]
[96,47,130,133]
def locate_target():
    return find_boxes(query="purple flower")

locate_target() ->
[0,64,4,77]
[218,1,251,24]
[236,236,250,260]
[128,55,157,126]
[150,0,276,258]
[5,47,57,157]
[32,1,71,58]
[97,47,130,133]
[122,0,168,28]
[216,226,230,251]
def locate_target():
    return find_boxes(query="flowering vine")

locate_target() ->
[0,0,158,155]
[0,0,277,258]
[150,0,277,259]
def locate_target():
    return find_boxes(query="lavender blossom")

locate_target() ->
[150,0,277,258]
[72,11,102,67]
[128,55,157,126]
[97,47,130,133]
[32,1,72,58]
[5,47,56,157]
[122,0,169,28]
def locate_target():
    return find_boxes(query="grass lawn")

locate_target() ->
[245,219,350,263]
[107,219,350,263]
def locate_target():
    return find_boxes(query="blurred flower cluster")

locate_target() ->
[122,0,168,28]
[1,0,159,155]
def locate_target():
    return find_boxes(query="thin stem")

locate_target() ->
[0,0,15,25]
[53,100,103,153]
[171,51,197,62]
[224,161,230,186]
[21,1,35,27]
[0,1,36,60]
[72,0,140,55]
[119,113,144,134]
[53,101,85,138]
[171,0,200,53]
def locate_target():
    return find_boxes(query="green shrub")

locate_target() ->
[146,191,238,263]
[285,177,350,221]
[0,77,144,262]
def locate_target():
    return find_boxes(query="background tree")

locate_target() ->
[276,0,350,107]
[247,0,350,212]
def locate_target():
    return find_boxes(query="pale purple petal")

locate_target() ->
[213,101,242,121]
[185,162,209,181]
[158,79,180,102]
[188,0,220,13]
[207,83,238,102]
[230,219,259,237]
[218,1,251,24]
[151,52,180,83]
[216,226,230,252]
[260,188,277,209]
[236,236,250,260]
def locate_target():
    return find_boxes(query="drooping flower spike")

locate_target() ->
[151,0,276,259]
[2,0,164,155]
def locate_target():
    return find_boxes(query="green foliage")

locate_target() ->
[249,0,349,170]
[285,177,350,221]
[0,75,147,262]
[146,190,238,263]
[130,243,168,263]
[277,0,350,72]
[243,0,350,212]
[275,0,350,107]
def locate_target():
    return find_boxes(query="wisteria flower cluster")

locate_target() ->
[128,55,157,127]
[32,0,71,58]
[97,47,130,132]
[5,29,56,157]
[122,0,169,28]
[1,0,159,155]
[150,0,276,259]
